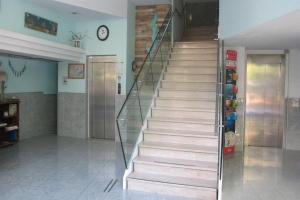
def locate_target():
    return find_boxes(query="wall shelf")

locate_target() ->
[0,29,85,62]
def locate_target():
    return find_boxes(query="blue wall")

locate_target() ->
[0,0,135,95]
[0,0,76,45]
[219,0,300,39]
[58,17,132,94]
[0,55,58,94]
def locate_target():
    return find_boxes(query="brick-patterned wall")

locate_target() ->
[135,5,170,71]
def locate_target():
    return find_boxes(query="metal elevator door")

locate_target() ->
[245,55,285,148]
[88,56,117,140]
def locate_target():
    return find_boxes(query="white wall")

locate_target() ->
[285,49,300,150]
[288,49,300,98]
[219,0,300,39]
[51,0,128,18]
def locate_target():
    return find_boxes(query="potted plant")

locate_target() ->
[70,31,88,48]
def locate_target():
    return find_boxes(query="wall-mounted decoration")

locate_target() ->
[25,12,58,36]
[97,25,109,41]
[224,49,238,155]
[8,60,26,77]
[68,64,85,79]
[70,31,88,48]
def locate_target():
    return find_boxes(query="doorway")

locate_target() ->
[87,56,117,140]
[185,1,219,27]
[245,54,285,148]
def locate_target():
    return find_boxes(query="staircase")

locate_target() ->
[127,27,219,200]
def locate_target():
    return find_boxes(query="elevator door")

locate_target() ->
[245,55,285,147]
[88,56,117,140]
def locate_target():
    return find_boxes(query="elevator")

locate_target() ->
[88,56,117,140]
[245,54,285,148]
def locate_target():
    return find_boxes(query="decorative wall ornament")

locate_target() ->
[8,60,26,77]
[25,12,58,36]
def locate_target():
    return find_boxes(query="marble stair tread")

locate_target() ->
[158,88,216,93]
[175,41,218,44]
[148,117,215,125]
[153,106,216,113]
[167,65,217,68]
[171,52,217,55]
[164,72,217,76]
[140,141,218,154]
[156,97,216,102]
[168,58,217,61]
[144,128,217,138]
[128,172,217,188]
[161,80,217,84]
[134,156,218,171]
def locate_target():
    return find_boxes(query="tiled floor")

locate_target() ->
[1,135,299,200]
[223,147,300,200]
[0,135,191,200]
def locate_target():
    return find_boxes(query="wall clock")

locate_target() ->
[97,25,109,41]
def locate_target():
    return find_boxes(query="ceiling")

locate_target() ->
[130,0,217,5]
[26,0,121,21]
[130,0,171,5]
[224,9,300,50]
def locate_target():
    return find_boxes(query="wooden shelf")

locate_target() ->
[0,100,20,148]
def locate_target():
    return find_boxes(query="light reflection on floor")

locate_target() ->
[223,147,300,200]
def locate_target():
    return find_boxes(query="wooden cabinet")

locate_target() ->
[0,100,20,148]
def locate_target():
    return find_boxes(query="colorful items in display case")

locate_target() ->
[224,50,238,155]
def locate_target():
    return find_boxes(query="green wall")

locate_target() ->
[0,55,58,94]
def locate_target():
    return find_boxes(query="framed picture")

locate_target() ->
[25,12,58,36]
[68,64,85,79]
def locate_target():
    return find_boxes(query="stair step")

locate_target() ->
[134,156,217,180]
[144,128,216,137]
[164,73,217,82]
[167,66,217,74]
[144,129,218,146]
[174,42,217,48]
[152,107,215,120]
[148,118,215,132]
[127,173,217,199]
[170,53,217,61]
[155,97,216,109]
[168,60,217,67]
[172,48,217,54]
[161,80,217,91]
[158,88,216,99]
[139,141,218,162]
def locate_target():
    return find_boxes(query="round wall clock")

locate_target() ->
[97,25,109,41]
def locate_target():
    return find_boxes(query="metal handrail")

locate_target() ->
[217,40,225,200]
[116,7,178,169]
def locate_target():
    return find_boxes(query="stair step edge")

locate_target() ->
[148,118,215,125]
[140,142,218,154]
[144,130,218,139]
[152,107,216,112]
[128,172,217,189]
[134,157,218,171]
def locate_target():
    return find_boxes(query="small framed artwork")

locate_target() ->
[68,64,85,79]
